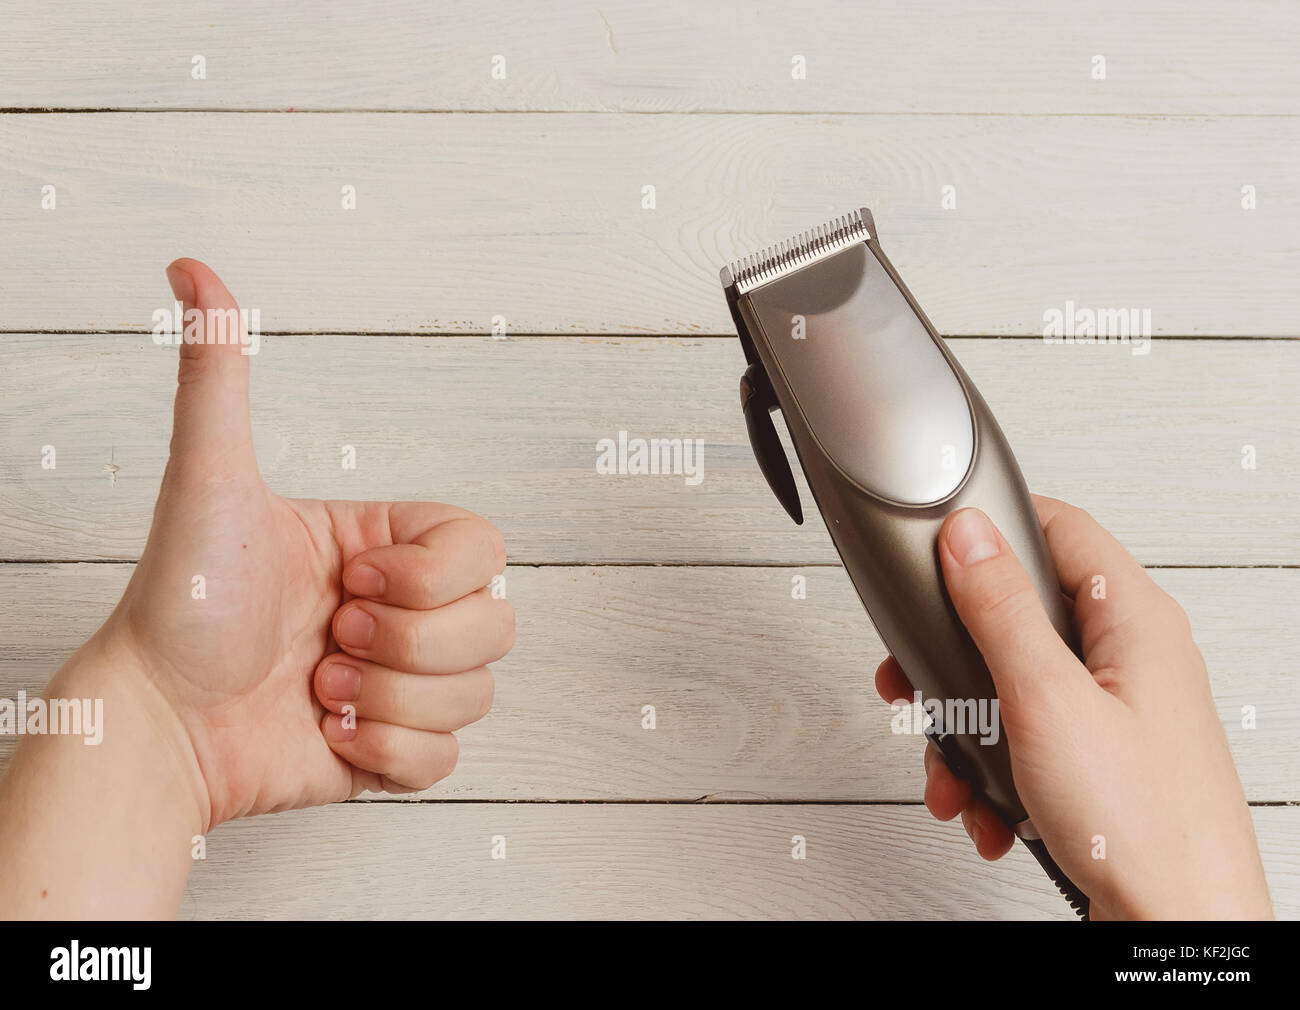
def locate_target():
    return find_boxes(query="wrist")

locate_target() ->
[54,623,212,836]
[1108,861,1274,921]
[0,622,210,917]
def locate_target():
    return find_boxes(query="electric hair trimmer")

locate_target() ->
[721,208,1089,918]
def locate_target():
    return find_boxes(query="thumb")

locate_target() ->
[938,508,1088,715]
[164,258,257,479]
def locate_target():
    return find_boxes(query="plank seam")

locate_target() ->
[3,108,1300,118]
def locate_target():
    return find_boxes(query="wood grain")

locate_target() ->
[3,563,1294,802]
[179,803,1300,919]
[0,114,1295,334]
[1,335,1293,565]
[2,2,1296,115]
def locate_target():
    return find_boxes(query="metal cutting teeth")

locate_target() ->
[727,209,872,294]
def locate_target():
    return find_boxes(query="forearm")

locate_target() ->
[0,630,206,919]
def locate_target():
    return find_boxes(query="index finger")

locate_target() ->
[1031,494,1182,670]
[344,507,506,609]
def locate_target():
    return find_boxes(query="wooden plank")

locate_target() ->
[2,2,1297,115]
[179,803,1300,919]
[1,335,1293,565]
[0,114,1295,335]
[3,564,1295,802]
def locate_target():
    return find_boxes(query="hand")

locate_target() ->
[875,497,1272,920]
[0,259,514,917]
[118,258,514,825]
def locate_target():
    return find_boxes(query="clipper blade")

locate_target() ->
[726,208,872,294]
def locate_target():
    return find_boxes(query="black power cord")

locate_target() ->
[1021,837,1090,920]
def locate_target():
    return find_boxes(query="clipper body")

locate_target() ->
[722,210,1086,915]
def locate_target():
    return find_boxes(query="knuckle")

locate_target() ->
[388,670,414,717]
[1156,589,1193,634]
[1063,502,1094,526]
[364,725,396,766]
[473,670,496,720]
[432,735,460,782]
[481,522,507,573]
[415,564,442,606]
[497,601,517,652]
[446,505,483,525]
[395,615,425,667]
[1053,501,1098,535]
[440,515,506,587]
[410,763,442,791]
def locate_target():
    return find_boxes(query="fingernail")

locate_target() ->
[165,262,194,304]
[320,662,361,701]
[947,508,1000,567]
[970,818,984,850]
[323,712,357,743]
[335,606,375,648]
[344,563,386,598]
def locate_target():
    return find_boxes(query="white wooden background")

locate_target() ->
[1,1,1297,919]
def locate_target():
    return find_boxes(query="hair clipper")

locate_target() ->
[720,208,1089,918]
